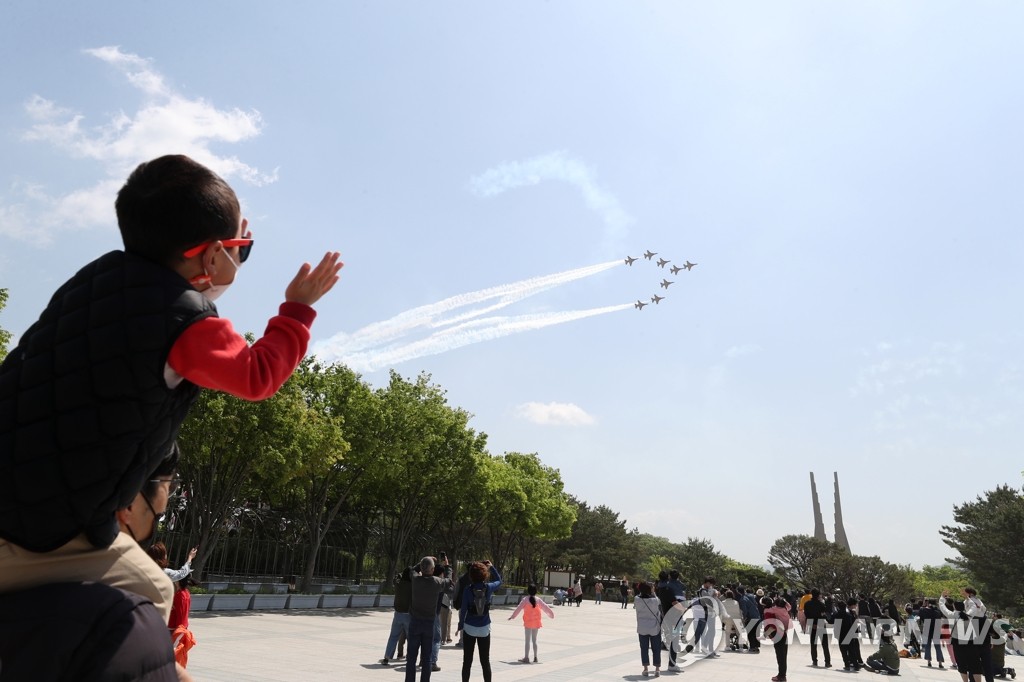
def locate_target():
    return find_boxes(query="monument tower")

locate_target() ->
[833,472,851,552]
[810,472,826,542]
[808,471,852,553]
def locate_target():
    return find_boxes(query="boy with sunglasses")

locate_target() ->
[0,154,342,618]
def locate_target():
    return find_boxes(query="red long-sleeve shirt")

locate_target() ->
[166,302,316,400]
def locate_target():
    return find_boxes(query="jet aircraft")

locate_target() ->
[684,261,697,271]
[643,250,656,260]
[660,279,674,289]
[656,258,670,268]
[634,300,647,310]
[651,294,664,304]
[669,265,682,275]
[624,256,637,266]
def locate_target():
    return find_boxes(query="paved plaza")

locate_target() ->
[186,602,966,681]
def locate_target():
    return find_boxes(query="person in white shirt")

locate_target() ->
[635,581,663,678]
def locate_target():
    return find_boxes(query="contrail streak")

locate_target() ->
[335,304,633,373]
[314,260,621,356]
[311,260,634,371]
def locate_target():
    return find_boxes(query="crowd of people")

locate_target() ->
[379,566,1021,682]
[380,555,507,682]
[623,574,1022,682]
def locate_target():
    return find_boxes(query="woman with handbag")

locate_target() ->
[635,581,663,678]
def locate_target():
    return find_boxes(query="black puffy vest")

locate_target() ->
[0,251,216,552]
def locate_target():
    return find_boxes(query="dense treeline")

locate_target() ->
[0,291,1021,614]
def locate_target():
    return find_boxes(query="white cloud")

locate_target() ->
[3,46,275,244]
[514,401,596,427]
[724,343,761,359]
[850,339,1021,432]
[468,151,633,246]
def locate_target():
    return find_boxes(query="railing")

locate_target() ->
[160,531,388,586]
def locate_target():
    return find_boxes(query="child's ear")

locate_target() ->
[202,242,223,274]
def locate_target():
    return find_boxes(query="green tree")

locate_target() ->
[767,534,847,590]
[940,484,1024,615]
[0,288,11,364]
[635,533,678,583]
[482,452,575,576]
[176,375,308,578]
[365,371,485,584]
[851,555,914,601]
[553,499,638,579]
[268,360,390,592]
[676,537,729,592]
[911,564,973,600]
[427,449,494,568]
[723,559,776,589]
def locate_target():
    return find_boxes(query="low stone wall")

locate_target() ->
[192,592,506,613]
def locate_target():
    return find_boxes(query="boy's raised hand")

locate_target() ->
[285,252,343,306]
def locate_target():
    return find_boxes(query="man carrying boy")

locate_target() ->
[0,154,342,615]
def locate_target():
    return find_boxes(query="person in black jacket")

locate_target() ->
[858,594,873,640]
[381,566,416,666]
[918,599,946,669]
[803,588,832,667]
[452,565,472,647]
[885,598,904,635]
[838,598,866,671]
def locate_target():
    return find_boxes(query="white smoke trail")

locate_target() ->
[336,304,633,373]
[314,260,621,356]
[468,151,633,244]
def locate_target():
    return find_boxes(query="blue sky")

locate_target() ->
[2,2,1023,570]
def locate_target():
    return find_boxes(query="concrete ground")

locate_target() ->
[186,602,963,681]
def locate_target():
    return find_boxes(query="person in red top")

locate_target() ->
[763,597,792,682]
[168,578,193,632]
[169,577,196,668]
[0,155,343,628]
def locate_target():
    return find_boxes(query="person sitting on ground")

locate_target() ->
[867,633,901,675]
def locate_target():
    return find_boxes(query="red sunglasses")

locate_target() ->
[183,238,254,263]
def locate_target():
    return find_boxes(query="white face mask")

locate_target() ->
[200,251,240,303]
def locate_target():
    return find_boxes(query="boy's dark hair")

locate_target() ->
[116,155,240,265]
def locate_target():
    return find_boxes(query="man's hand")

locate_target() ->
[187,547,198,562]
[285,252,343,305]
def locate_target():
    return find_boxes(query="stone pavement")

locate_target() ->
[186,602,959,681]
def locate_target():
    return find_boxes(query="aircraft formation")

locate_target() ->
[623,250,698,310]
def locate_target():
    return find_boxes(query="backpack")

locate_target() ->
[469,585,488,617]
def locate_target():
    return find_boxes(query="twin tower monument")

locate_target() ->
[810,472,851,553]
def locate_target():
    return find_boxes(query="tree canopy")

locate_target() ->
[0,288,10,364]
[940,484,1024,615]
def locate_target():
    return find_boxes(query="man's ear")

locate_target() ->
[115,506,132,525]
